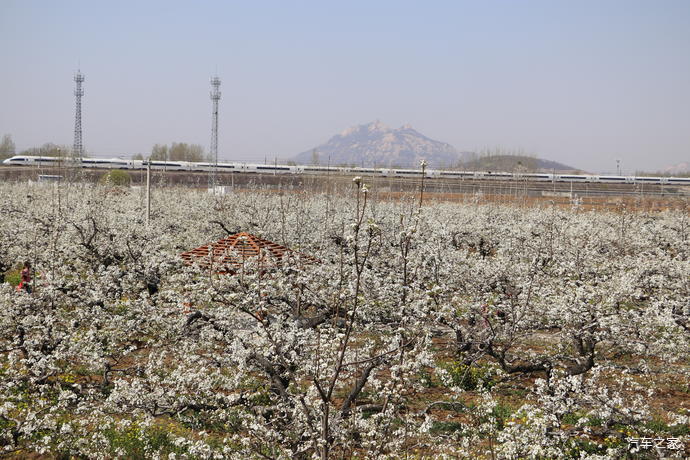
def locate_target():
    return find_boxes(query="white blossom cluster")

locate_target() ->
[0,182,687,458]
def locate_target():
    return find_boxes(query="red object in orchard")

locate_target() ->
[180,232,317,274]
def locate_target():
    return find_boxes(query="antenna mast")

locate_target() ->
[73,70,85,158]
[210,76,221,191]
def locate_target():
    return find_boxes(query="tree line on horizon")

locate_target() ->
[132,142,210,162]
[0,134,209,163]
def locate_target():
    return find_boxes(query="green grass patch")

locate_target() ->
[440,361,499,391]
[429,421,464,435]
[643,418,690,437]
[4,269,21,286]
[102,422,189,457]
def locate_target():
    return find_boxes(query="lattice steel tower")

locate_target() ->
[73,70,85,158]
[209,76,221,189]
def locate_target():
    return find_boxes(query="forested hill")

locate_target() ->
[461,154,579,173]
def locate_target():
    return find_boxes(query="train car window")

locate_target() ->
[257,166,290,170]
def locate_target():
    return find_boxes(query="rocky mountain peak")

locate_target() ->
[294,121,465,168]
[368,120,389,132]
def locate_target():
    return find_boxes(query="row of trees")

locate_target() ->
[134,142,209,162]
[1,135,71,160]
[0,135,208,163]
[0,135,16,160]
[18,142,71,158]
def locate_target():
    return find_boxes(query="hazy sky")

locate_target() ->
[1,0,689,173]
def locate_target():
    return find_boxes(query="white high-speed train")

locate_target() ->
[3,155,690,186]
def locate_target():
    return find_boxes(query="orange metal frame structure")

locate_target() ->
[180,232,317,274]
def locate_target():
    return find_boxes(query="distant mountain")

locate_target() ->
[462,154,578,173]
[664,161,690,175]
[635,162,690,177]
[293,121,468,168]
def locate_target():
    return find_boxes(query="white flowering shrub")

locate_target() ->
[0,182,687,458]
